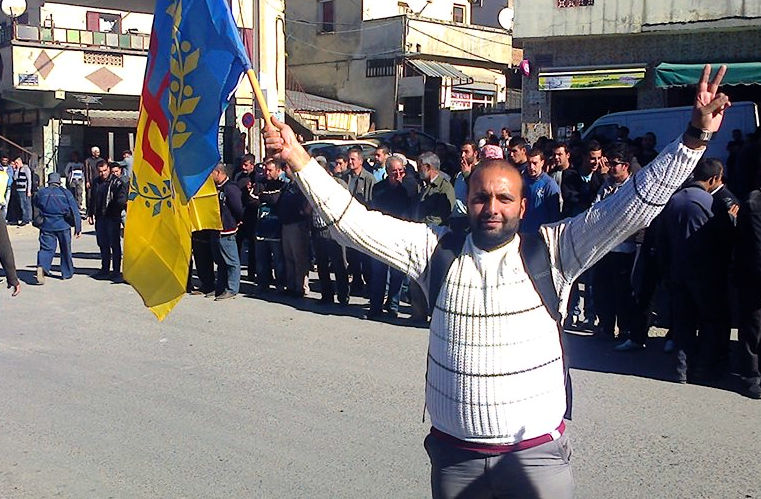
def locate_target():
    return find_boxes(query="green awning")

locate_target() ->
[655,62,761,88]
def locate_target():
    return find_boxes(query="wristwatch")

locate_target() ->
[685,123,713,142]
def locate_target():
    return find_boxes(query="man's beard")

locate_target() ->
[469,215,521,251]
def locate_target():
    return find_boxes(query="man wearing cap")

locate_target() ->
[32,172,82,284]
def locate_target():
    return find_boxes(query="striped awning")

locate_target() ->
[407,59,472,85]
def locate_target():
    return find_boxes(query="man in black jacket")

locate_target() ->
[661,158,735,382]
[366,156,418,319]
[211,163,244,300]
[737,172,761,399]
[87,160,127,280]
[234,154,258,281]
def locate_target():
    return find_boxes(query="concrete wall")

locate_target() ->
[407,17,511,65]
[514,0,761,39]
[472,0,508,29]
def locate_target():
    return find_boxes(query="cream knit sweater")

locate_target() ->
[295,138,703,445]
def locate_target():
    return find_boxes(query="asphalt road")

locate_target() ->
[1,225,760,498]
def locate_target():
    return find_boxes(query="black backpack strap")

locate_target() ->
[427,229,467,316]
[519,232,573,420]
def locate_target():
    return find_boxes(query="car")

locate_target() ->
[302,140,377,163]
[359,129,458,159]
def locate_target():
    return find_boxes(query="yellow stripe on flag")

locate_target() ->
[123,103,221,320]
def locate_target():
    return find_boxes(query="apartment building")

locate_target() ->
[286,0,513,143]
[0,0,284,177]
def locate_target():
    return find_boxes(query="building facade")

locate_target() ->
[0,0,284,179]
[514,0,761,142]
[286,0,513,143]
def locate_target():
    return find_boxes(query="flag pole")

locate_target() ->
[246,69,272,124]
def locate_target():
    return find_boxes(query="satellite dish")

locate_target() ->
[498,7,514,30]
[1,0,27,18]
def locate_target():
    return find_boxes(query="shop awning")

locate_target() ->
[453,82,497,95]
[66,109,139,127]
[655,62,761,88]
[538,66,646,91]
[407,59,472,85]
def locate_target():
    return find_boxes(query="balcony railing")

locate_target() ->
[0,23,150,52]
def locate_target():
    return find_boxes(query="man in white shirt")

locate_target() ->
[264,66,729,498]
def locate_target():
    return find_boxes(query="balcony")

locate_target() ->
[0,23,150,52]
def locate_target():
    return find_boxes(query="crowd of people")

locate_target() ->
[1,85,761,404]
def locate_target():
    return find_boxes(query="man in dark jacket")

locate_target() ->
[409,151,455,323]
[366,156,418,319]
[737,181,761,399]
[234,154,258,281]
[0,214,20,296]
[211,163,244,300]
[253,159,286,292]
[562,141,606,330]
[87,160,127,280]
[661,158,734,382]
[279,165,311,297]
[344,147,375,295]
[33,172,82,284]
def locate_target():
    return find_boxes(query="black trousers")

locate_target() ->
[236,223,257,281]
[346,247,371,292]
[739,281,761,383]
[593,252,635,337]
[189,230,215,293]
[313,233,348,302]
[671,278,730,378]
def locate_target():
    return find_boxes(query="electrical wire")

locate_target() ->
[407,25,504,65]
[285,32,401,58]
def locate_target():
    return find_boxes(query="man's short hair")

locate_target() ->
[527,148,545,161]
[418,151,440,171]
[348,146,363,157]
[376,144,390,156]
[693,158,723,181]
[386,155,405,170]
[241,153,255,164]
[108,161,121,170]
[213,162,228,174]
[264,158,280,169]
[554,142,569,154]
[95,159,108,169]
[508,137,527,150]
[335,153,348,163]
[586,140,603,154]
[122,150,132,157]
[462,140,478,153]
[604,142,633,164]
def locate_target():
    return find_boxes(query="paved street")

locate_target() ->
[1,225,760,498]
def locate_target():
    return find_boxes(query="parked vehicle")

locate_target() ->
[581,101,759,163]
[302,140,377,163]
[359,129,458,159]
[473,113,521,141]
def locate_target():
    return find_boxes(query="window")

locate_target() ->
[452,5,466,24]
[366,58,396,78]
[319,0,334,33]
[557,0,594,7]
[86,11,122,33]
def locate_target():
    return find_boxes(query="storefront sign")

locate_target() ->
[538,68,645,91]
[451,91,472,111]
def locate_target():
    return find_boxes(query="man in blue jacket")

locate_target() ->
[211,163,244,300]
[33,172,81,284]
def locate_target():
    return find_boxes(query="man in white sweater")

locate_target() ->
[265,66,729,498]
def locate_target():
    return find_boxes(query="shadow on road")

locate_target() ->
[565,331,747,396]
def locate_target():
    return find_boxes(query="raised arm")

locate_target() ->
[543,64,730,284]
[264,119,442,283]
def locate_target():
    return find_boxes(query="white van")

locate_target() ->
[473,113,521,141]
[581,102,759,163]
